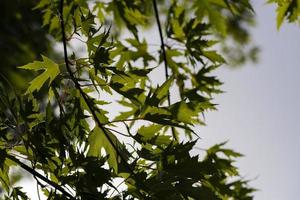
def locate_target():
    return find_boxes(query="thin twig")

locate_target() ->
[51,85,65,117]
[152,0,177,141]
[103,118,144,125]
[108,176,131,198]
[36,182,41,200]
[152,0,171,105]
[106,127,132,138]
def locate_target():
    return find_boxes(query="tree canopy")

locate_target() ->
[0,0,299,199]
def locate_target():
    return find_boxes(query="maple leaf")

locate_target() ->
[18,55,60,94]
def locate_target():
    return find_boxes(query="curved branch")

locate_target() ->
[6,154,74,199]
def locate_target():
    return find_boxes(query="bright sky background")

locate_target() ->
[18,1,300,200]
[197,2,300,200]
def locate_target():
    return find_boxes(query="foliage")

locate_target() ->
[1,0,296,199]
[268,0,300,29]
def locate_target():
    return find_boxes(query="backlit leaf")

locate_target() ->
[87,127,119,172]
[18,56,60,94]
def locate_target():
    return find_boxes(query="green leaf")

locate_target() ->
[194,0,227,35]
[171,18,185,40]
[87,127,119,173]
[203,51,225,63]
[138,124,163,139]
[276,2,290,29]
[114,109,136,121]
[208,7,227,35]
[0,150,10,192]
[136,124,172,145]
[207,141,243,158]
[34,0,50,10]
[144,77,174,107]
[124,8,147,26]
[175,102,197,124]
[89,69,112,94]
[18,55,60,94]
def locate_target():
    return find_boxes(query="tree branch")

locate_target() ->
[6,154,74,199]
[59,0,130,174]
[152,0,170,104]
[58,0,149,199]
[152,0,177,140]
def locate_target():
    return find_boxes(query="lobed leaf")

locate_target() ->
[18,56,60,94]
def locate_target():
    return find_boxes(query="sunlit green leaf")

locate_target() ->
[87,127,119,172]
[18,55,60,94]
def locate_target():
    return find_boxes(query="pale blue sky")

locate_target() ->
[198,2,300,199]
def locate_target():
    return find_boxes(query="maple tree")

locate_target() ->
[0,0,299,199]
